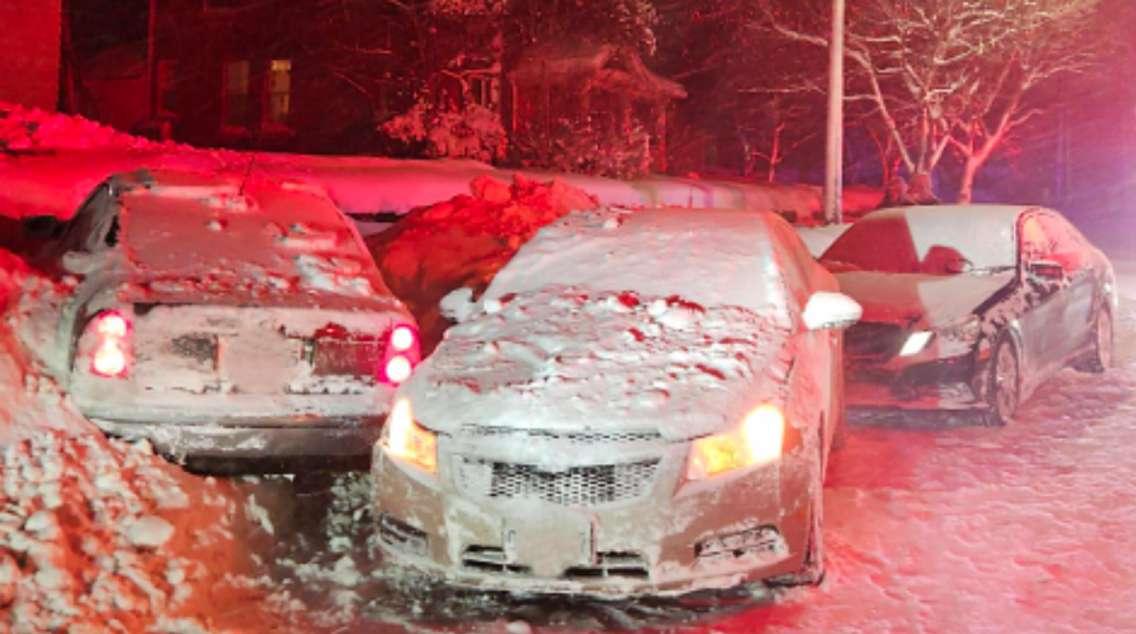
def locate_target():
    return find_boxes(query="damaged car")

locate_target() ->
[820,204,1117,425]
[372,207,862,596]
[17,169,421,471]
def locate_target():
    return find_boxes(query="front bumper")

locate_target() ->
[846,353,987,412]
[91,416,384,472]
[372,436,814,597]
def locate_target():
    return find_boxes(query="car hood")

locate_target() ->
[400,287,795,443]
[835,270,1015,328]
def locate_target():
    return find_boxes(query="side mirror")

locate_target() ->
[802,291,862,331]
[1028,260,1065,281]
[61,251,99,275]
[22,215,63,239]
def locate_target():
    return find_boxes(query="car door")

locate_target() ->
[1039,212,1096,357]
[1016,211,1070,375]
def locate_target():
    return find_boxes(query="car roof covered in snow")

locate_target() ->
[105,169,394,301]
[823,204,1031,272]
[485,207,812,322]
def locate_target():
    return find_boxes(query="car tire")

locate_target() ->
[768,439,825,587]
[1075,308,1113,374]
[984,335,1021,427]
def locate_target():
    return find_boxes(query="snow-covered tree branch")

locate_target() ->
[763,0,1109,201]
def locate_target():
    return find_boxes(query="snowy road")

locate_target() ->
[238,260,1136,632]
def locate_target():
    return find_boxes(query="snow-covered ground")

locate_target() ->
[241,245,1136,633]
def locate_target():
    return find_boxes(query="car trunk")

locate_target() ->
[72,299,404,425]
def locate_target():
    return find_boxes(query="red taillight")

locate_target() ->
[390,325,416,352]
[384,355,412,384]
[88,311,132,378]
[382,324,419,385]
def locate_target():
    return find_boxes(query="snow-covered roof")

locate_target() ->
[510,43,686,101]
[485,207,797,323]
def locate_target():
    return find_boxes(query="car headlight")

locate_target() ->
[898,330,934,357]
[686,404,785,480]
[381,398,437,474]
[938,314,981,343]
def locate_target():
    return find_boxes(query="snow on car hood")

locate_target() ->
[835,270,1015,328]
[400,287,794,442]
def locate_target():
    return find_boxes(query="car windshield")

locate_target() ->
[483,209,793,326]
[820,212,1017,275]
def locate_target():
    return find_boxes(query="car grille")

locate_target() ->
[458,426,663,446]
[456,458,660,507]
[845,322,905,362]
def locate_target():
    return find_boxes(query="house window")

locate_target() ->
[265,59,292,125]
[470,76,499,110]
[157,60,177,114]
[222,60,250,128]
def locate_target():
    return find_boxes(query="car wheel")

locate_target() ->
[1076,308,1113,374]
[984,335,1020,427]
[768,440,825,586]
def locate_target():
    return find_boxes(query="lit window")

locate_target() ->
[266,59,292,125]
[222,60,250,128]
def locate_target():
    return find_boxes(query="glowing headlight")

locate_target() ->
[686,404,785,480]
[898,330,934,357]
[381,398,437,474]
[939,314,981,343]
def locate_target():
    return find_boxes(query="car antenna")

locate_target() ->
[238,152,258,196]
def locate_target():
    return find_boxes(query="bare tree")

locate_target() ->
[765,0,1107,202]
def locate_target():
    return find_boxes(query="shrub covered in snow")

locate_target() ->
[366,174,597,351]
[381,100,507,163]
[512,116,652,180]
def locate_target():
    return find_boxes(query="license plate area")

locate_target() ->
[308,323,382,377]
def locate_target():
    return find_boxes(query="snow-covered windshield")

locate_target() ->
[820,206,1018,275]
[484,208,794,326]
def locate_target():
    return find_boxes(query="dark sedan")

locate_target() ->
[820,205,1117,425]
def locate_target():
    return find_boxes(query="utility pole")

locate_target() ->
[146,0,158,121]
[823,0,845,225]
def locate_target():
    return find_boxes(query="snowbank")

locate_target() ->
[366,174,598,351]
[0,102,881,228]
[0,249,297,631]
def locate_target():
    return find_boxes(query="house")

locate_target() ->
[0,0,63,110]
[78,0,408,153]
[506,43,687,172]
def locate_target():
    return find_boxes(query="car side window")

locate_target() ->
[59,185,116,255]
[1038,214,1086,272]
[1019,214,1052,263]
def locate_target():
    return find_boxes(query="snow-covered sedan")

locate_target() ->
[18,169,421,471]
[820,205,1117,425]
[372,208,862,595]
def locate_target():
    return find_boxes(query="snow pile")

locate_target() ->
[367,174,598,350]
[0,102,162,153]
[0,250,282,631]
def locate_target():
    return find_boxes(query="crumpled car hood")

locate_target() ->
[835,270,1015,328]
[399,287,795,442]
